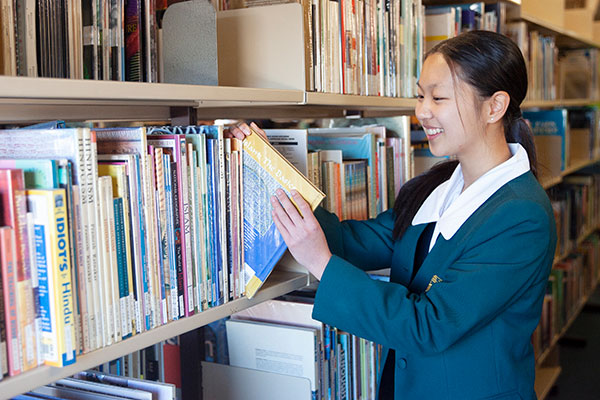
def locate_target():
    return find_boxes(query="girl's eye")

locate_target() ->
[433,97,446,101]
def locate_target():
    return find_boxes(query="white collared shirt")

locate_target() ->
[412,143,531,251]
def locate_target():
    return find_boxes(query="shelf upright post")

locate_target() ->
[170,107,199,126]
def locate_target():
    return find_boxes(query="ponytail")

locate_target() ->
[505,115,538,179]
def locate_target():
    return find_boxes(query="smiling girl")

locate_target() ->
[230,30,556,400]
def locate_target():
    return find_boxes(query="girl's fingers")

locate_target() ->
[271,195,296,230]
[271,208,291,242]
[275,189,304,226]
[250,122,268,140]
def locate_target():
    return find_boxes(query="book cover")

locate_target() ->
[242,128,324,299]
[26,189,77,367]
[226,318,320,399]
[523,109,569,177]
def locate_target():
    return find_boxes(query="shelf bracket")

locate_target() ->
[170,106,198,126]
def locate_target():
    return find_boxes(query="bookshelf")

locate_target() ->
[0,269,313,400]
[541,157,600,189]
[0,0,598,399]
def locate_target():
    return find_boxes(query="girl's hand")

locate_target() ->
[271,189,332,280]
[225,122,268,141]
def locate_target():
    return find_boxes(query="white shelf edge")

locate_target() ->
[304,92,417,109]
[0,76,304,106]
[0,269,310,400]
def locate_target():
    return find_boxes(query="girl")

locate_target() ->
[231,30,556,399]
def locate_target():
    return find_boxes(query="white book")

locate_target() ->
[233,299,328,397]
[226,319,319,399]
[425,9,456,53]
[97,176,114,346]
[98,154,145,335]
[264,129,309,176]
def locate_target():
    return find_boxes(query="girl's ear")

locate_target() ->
[486,91,510,124]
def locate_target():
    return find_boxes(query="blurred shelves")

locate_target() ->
[541,157,600,189]
[535,366,562,400]
[523,99,600,109]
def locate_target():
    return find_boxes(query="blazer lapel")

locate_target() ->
[390,223,429,286]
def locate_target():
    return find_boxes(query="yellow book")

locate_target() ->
[26,189,76,367]
[242,128,325,298]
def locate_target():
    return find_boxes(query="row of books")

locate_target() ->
[1,0,178,81]
[523,107,600,182]
[533,233,600,360]
[266,125,409,220]
[550,174,600,259]
[506,22,558,102]
[424,2,507,52]
[0,124,281,377]
[224,297,382,400]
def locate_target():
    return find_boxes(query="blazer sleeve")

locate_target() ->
[314,206,396,271]
[312,200,556,355]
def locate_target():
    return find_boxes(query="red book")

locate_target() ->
[162,342,181,390]
[0,227,21,376]
[0,169,37,371]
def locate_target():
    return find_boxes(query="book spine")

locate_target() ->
[113,198,131,339]
[170,161,185,317]
[179,138,194,316]
[0,228,22,376]
[58,161,83,355]
[138,154,151,332]
[164,158,179,319]
[142,152,159,330]
[82,129,102,349]
[14,191,37,371]
[216,130,229,304]
[97,177,114,346]
[154,148,171,322]
[224,139,234,301]
[52,191,77,366]
[187,144,201,312]
[150,148,166,326]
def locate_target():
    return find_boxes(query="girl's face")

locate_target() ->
[415,53,486,161]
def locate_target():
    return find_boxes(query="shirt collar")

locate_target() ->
[412,143,530,246]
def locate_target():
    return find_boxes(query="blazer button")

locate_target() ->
[398,358,407,369]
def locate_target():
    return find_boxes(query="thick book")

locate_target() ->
[242,128,325,298]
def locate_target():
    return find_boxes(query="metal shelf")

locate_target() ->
[0,269,311,400]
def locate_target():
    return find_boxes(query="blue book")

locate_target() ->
[523,109,568,172]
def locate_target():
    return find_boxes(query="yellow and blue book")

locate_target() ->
[242,128,325,299]
[26,188,77,367]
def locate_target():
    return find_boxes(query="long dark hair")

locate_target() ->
[392,30,537,239]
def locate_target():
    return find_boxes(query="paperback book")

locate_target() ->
[242,128,324,298]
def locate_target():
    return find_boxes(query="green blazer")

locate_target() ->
[312,171,557,400]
